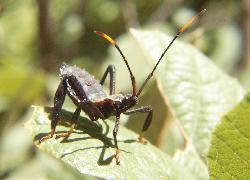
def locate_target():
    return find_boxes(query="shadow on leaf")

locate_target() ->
[34,107,136,166]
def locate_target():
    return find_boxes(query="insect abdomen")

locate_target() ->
[60,63,107,102]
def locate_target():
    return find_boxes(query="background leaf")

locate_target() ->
[208,92,250,179]
[126,81,174,145]
[25,106,193,179]
[173,143,209,180]
[128,29,246,180]
[131,29,245,156]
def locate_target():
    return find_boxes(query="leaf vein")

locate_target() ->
[215,133,249,169]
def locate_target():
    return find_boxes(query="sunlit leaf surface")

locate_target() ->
[208,92,250,179]
[26,106,193,179]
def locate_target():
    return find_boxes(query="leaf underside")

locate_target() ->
[131,29,245,156]
[129,29,245,180]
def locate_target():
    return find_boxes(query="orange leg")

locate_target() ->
[113,115,120,165]
[56,106,81,139]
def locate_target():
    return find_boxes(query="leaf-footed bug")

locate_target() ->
[39,9,206,165]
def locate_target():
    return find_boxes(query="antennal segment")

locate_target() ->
[136,9,206,97]
[95,31,136,96]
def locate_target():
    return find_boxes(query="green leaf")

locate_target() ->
[0,122,94,180]
[5,150,94,180]
[208,92,250,179]
[25,106,193,179]
[130,29,245,180]
[131,29,245,156]
[173,143,209,180]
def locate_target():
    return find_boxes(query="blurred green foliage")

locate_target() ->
[0,0,249,179]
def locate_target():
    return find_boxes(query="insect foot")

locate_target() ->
[115,148,120,165]
[55,132,70,139]
[38,133,53,144]
[138,132,148,145]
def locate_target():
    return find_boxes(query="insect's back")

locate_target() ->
[59,63,107,102]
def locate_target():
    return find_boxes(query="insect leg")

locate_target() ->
[113,115,121,165]
[66,76,105,120]
[56,106,81,138]
[124,106,153,144]
[82,100,105,120]
[100,65,116,95]
[39,79,67,143]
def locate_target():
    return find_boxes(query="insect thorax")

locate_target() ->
[109,93,137,112]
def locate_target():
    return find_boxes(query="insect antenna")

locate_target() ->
[136,9,206,97]
[95,31,137,96]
